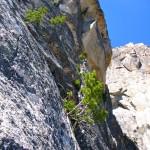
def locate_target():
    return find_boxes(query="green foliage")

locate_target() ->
[79,52,87,62]
[75,64,80,73]
[81,71,107,123]
[63,92,75,111]
[50,15,67,26]
[75,79,80,86]
[25,6,48,24]
[73,79,81,91]
[63,91,79,117]
[52,1,59,6]
[67,91,73,97]
[63,99,76,112]
[63,71,108,125]
[81,71,108,124]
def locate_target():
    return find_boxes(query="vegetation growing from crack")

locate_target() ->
[73,79,81,91]
[75,64,81,74]
[25,6,48,24]
[63,71,108,126]
[50,15,67,26]
[81,71,108,123]
[63,91,76,112]
[52,1,59,6]
[25,5,67,27]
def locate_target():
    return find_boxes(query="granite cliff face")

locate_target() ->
[80,0,112,82]
[107,43,150,150]
[0,0,137,149]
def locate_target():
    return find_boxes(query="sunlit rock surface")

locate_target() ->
[81,0,112,82]
[107,43,150,150]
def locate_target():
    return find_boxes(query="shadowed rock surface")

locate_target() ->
[0,0,138,149]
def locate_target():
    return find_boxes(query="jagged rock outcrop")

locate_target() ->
[80,0,112,82]
[107,43,150,150]
[0,0,137,149]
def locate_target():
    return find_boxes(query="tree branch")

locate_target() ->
[67,100,83,116]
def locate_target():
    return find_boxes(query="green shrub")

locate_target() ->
[63,71,108,125]
[63,92,74,112]
[63,92,78,114]
[81,71,108,123]
[50,15,67,26]
[73,79,81,91]
[25,6,48,24]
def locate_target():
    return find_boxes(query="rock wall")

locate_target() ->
[80,0,112,82]
[0,0,137,149]
[107,43,150,150]
[0,0,80,149]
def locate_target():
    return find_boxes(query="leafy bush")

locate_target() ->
[50,15,67,26]
[81,71,108,123]
[63,71,108,125]
[25,6,48,24]
[73,79,81,91]
[63,92,79,116]
[63,92,76,112]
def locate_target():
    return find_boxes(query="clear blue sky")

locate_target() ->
[99,0,150,48]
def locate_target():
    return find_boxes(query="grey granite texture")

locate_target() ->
[0,0,138,149]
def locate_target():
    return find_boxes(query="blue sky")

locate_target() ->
[99,0,150,48]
